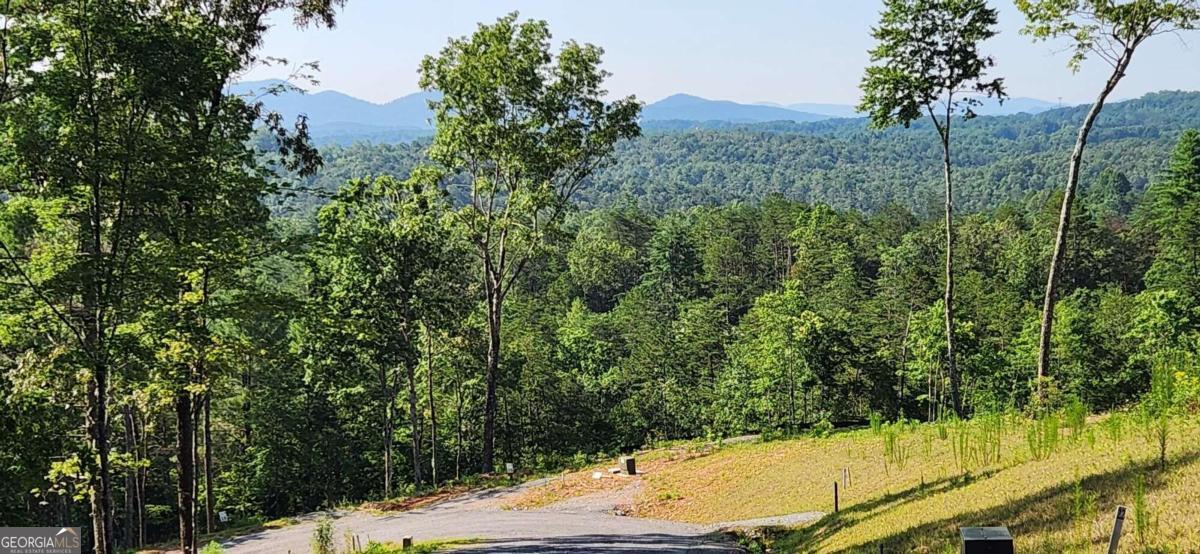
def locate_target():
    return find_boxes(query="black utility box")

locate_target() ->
[960,527,1013,554]
[619,456,636,475]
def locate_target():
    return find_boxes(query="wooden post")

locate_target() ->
[843,468,848,489]
[833,481,839,513]
[1107,506,1126,554]
[402,535,413,550]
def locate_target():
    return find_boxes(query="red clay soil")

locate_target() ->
[361,485,473,512]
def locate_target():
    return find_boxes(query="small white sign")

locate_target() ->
[505,462,514,474]
[218,511,229,523]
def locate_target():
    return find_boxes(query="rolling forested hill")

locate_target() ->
[274,90,1200,216]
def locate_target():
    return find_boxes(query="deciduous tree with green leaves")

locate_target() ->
[0,3,217,549]
[418,13,641,471]
[0,2,344,550]
[304,172,461,496]
[724,283,828,433]
[860,0,1006,418]
[1018,0,1200,391]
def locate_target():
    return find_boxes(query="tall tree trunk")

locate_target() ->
[241,360,251,451]
[383,398,393,498]
[927,370,933,422]
[82,221,114,554]
[786,245,794,283]
[1036,49,1134,392]
[407,360,424,489]
[803,388,811,426]
[136,411,146,547]
[940,124,963,419]
[898,309,911,417]
[426,326,438,486]
[121,406,137,549]
[787,364,796,434]
[455,377,464,480]
[85,356,114,554]
[203,393,215,532]
[192,393,201,552]
[175,390,195,554]
[482,285,501,473]
[501,396,513,468]
[77,11,115,549]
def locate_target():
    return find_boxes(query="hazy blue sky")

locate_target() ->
[244,0,1200,106]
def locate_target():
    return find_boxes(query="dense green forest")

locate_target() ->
[9,126,1200,547]
[277,91,1200,216]
[3,2,1200,554]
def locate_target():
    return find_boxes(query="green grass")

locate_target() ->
[623,413,1200,552]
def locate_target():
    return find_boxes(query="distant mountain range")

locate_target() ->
[755,97,1060,118]
[759,102,862,118]
[232,79,1063,144]
[228,80,438,143]
[642,93,830,123]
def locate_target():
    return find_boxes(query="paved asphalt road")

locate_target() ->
[220,484,743,553]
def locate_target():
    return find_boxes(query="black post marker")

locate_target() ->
[834,481,839,513]
[1107,505,1126,554]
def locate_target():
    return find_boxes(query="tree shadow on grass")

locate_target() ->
[779,448,1200,553]
[844,468,1001,519]
[771,468,1001,549]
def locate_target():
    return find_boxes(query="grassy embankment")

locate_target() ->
[510,413,1200,552]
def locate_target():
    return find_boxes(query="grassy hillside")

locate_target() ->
[512,413,1200,553]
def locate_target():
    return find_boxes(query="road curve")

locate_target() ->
[220,484,742,553]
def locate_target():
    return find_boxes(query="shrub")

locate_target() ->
[1102,413,1126,444]
[1142,362,1180,470]
[200,542,225,554]
[1026,413,1060,461]
[950,414,1002,473]
[810,419,834,438]
[1064,398,1087,441]
[1134,473,1157,546]
[951,421,970,472]
[1069,473,1097,549]
[1176,353,1200,413]
[1138,404,1172,472]
[145,504,174,523]
[311,517,335,554]
[1028,376,1065,417]
[882,422,910,474]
